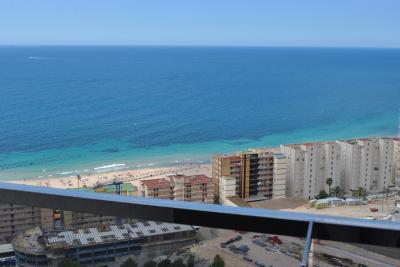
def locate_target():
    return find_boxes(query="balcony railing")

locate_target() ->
[0,181,399,267]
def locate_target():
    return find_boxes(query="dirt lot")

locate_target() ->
[191,230,400,267]
[248,197,397,219]
[190,197,400,266]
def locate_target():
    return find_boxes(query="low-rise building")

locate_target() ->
[140,174,214,203]
[12,222,196,267]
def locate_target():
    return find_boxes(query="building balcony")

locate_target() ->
[0,182,400,267]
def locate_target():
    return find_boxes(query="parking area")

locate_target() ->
[190,229,400,267]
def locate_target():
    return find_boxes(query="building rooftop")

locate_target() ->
[13,222,194,254]
[142,174,211,189]
[100,183,136,193]
[0,243,13,255]
[141,178,171,189]
[168,174,210,185]
[272,152,286,159]
[76,183,137,194]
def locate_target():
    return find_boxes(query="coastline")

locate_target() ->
[8,163,212,189]
[1,111,397,182]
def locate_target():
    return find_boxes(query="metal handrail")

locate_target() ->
[0,181,399,249]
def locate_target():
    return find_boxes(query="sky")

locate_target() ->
[1,0,400,48]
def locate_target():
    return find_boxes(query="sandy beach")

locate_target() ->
[8,163,212,189]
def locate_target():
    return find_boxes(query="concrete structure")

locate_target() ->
[12,222,196,267]
[0,183,138,245]
[337,140,362,192]
[212,148,287,203]
[218,176,236,205]
[393,138,400,186]
[281,142,341,200]
[282,137,396,199]
[0,204,54,245]
[272,153,287,199]
[62,183,138,230]
[212,154,241,203]
[140,174,214,203]
[339,138,394,192]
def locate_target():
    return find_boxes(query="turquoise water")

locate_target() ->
[0,46,399,180]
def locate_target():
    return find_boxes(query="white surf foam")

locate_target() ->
[94,163,126,172]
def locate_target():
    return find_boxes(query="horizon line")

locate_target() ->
[1,44,400,50]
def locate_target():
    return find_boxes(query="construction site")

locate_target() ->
[12,221,197,267]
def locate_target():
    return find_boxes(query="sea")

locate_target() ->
[0,46,399,180]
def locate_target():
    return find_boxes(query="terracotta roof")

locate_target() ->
[184,175,210,185]
[168,174,211,185]
[141,178,171,189]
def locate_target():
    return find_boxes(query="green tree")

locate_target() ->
[171,258,186,267]
[210,254,224,267]
[58,258,81,267]
[157,259,172,267]
[330,186,343,198]
[120,258,138,267]
[144,261,157,267]
[325,177,333,194]
[316,190,329,199]
[352,187,367,199]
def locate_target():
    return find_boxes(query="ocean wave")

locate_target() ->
[59,171,73,175]
[94,163,126,171]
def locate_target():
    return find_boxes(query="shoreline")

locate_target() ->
[8,163,212,189]
[0,112,396,181]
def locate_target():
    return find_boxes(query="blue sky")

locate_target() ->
[1,0,399,47]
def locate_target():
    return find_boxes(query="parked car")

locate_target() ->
[243,256,252,262]
[234,235,242,241]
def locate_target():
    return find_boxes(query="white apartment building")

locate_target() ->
[377,138,394,190]
[272,153,287,199]
[280,144,305,198]
[337,140,361,191]
[281,142,341,200]
[218,176,237,204]
[282,137,396,200]
[393,138,400,186]
[339,138,394,192]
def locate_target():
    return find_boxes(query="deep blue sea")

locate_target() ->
[0,46,399,180]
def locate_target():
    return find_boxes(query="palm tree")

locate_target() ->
[330,186,342,198]
[325,178,333,195]
[77,174,81,189]
[352,187,367,199]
